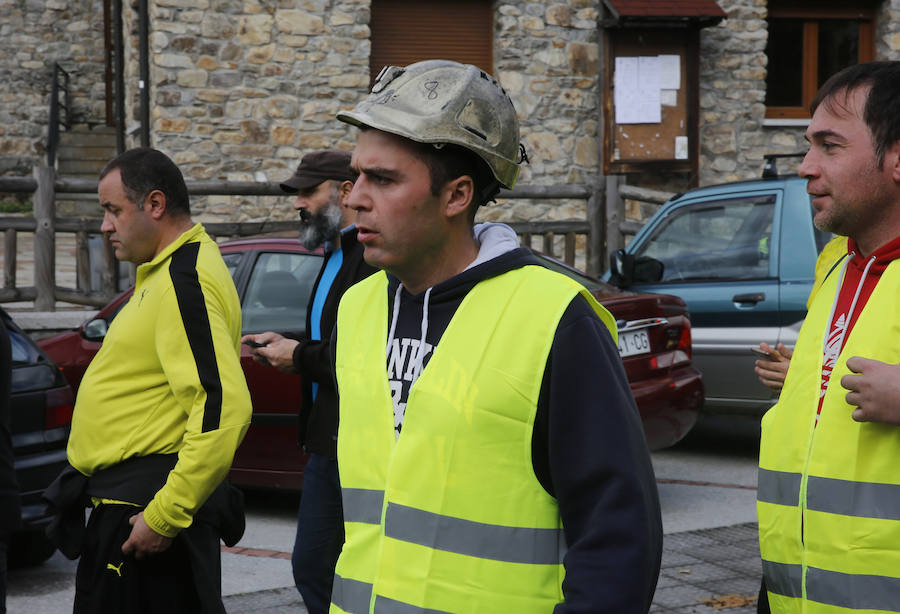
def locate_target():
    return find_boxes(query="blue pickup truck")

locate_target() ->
[606,156,832,416]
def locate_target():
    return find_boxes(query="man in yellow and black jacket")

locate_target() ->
[44,148,251,614]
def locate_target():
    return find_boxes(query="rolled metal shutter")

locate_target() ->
[369,0,494,85]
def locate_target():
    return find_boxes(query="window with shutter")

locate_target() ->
[369,0,494,86]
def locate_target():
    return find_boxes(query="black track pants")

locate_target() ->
[73,504,201,614]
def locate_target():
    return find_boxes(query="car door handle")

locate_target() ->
[733,292,765,305]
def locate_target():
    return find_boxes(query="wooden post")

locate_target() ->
[587,181,606,276]
[33,166,56,311]
[76,230,91,291]
[3,229,15,289]
[101,235,117,297]
[542,232,554,258]
[589,19,608,278]
[605,175,624,269]
[564,232,576,267]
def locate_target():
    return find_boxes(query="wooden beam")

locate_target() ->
[76,231,91,291]
[3,229,16,289]
[33,166,56,311]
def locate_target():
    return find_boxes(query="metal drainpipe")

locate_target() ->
[113,0,125,154]
[139,0,150,147]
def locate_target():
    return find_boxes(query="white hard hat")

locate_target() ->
[337,60,525,189]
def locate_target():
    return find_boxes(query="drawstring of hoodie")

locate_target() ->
[823,251,875,358]
[816,251,875,426]
[386,283,403,359]
[414,287,432,379]
[385,284,433,383]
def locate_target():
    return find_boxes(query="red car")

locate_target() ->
[38,237,703,491]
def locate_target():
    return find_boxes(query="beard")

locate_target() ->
[812,166,893,238]
[298,194,344,250]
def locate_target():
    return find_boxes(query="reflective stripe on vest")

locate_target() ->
[806,476,900,520]
[385,501,565,565]
[333,267,616,614]
[342,488,384,524]
[332,575,454,614]
[756,468,801,507]
[806,568,900,612]
[340,488,566,565]
[332,574,373,614]
[758,470,900,520]
[758,260,900,613]
[763,561,900,612]
[761,560,802,599]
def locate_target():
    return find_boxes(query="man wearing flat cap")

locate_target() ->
[242,149,374,614]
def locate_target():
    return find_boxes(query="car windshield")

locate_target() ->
[9,328,41,365]
[634,194,777,282]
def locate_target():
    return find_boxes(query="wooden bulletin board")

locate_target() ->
[602,28,700,182]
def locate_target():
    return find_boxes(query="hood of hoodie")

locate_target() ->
[847,235,900,276]
[818,234,900,380]
[386,222,540,306]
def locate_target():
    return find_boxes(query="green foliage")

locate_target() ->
[0,200,31,214]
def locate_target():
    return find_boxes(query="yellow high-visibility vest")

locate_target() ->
[759,258,900,613]
[332,266,616,614]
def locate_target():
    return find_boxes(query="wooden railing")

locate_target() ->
[0,169,610,310]
[604,175,675,255]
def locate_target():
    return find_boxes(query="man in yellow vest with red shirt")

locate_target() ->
[330,60,662,613]
[758,61,900,612]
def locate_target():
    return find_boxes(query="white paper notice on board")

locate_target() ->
[675,136,688,160]
[661,89,678,107]
[614,56,661,124]
[614,56,637,122]
[659,55,681,90]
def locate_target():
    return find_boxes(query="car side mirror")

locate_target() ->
[633,256,664,284]
[609,249,635,288]
[609,250,664,288]
[83,318,109,342]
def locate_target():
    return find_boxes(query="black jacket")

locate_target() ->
[291,227,376,457]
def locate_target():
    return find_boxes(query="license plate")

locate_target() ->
[618,330,650,357]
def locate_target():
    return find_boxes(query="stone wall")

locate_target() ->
[486,0,601,228]
[877,0,900,58]
[142,0,602,227]
[144,0,369,221]
[0,0,107,175]
[698,0,769,185]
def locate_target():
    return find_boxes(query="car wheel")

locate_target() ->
[7,530,57,568]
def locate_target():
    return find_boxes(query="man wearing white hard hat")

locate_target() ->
[329,60,662,614]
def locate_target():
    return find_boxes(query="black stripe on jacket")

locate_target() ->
[169,242,223,433]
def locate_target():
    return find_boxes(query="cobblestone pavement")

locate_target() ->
[652,522,759,613]
[221,522,761,613]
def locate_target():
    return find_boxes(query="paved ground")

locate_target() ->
[214,522,761,613]
[8,470,763,614]
[653,523,759,613]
